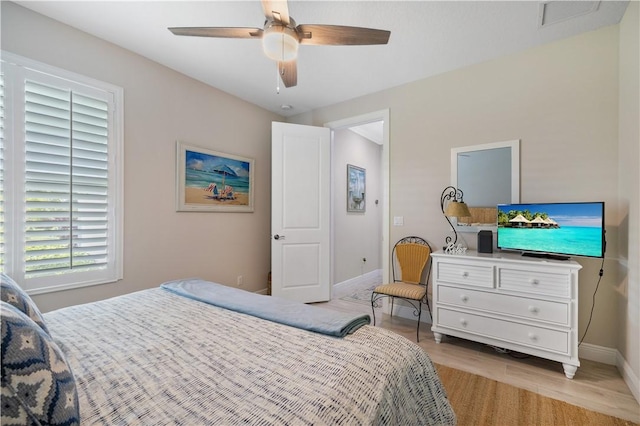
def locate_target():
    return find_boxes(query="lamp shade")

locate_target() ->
[444,200,471,218]
[263,24,299,61]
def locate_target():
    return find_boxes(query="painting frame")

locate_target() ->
[347,164,366,213]
[176,141,255,212]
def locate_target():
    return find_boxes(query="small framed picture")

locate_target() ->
[176,141,254,212]
[347,164,366,213]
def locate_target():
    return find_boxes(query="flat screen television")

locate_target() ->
[496,202,605,260]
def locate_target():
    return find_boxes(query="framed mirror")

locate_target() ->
[451,140,520,232]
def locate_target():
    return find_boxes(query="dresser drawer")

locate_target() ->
[437,307,569,354]
[436,261,494,288]
[498,267,570,297]
[437,285,569,325]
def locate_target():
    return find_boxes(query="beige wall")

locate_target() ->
[289,26,622,351]
[2,2,283,311]
[332,129,382,284]
[618,1,640,396]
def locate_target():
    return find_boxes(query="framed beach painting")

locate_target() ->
[176,141,254,212]
[347,164,366,213]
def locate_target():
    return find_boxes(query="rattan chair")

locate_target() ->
[371,236,433,341]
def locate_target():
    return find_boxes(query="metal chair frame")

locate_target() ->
[371,236,433,341]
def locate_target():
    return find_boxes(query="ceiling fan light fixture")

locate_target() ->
[262,23,299,61]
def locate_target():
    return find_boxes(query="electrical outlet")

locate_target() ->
[237,275,243,286]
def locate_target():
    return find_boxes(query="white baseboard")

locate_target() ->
[579,342,618,365]
[388,303,433,325]
[332,269,382,299]
[573,343,639,403]
[577,345,640,404]
[617,351,640,404]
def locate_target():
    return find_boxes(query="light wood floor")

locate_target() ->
[318,297,640,423]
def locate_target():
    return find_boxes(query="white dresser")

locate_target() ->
[431,251,582,378]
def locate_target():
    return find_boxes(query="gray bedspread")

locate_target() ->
[44,287,456,425]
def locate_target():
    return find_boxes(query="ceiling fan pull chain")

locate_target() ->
[276,63,280,94]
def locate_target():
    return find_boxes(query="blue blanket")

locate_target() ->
[161,279,371,337]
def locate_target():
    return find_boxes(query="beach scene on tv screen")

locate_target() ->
[497,203,603,257]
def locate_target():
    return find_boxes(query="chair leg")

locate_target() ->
[390,297,394,317]
[416,302,422,342]
[371,294,377,326]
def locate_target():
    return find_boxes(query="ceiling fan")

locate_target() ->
[168,0,391,89]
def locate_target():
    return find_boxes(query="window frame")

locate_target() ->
[2,51,124,295]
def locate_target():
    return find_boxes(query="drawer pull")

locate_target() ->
[528,306,539,314]
[460,295,469,303]
[461,271,469,278]
[528,332,538,341]
[459,318,468,327]
[530,278,540,285]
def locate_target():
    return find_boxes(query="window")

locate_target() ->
[1,52,123,294]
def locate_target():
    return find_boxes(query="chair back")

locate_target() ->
[393,237,432,285]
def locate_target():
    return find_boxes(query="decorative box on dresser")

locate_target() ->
[431,251,582,379]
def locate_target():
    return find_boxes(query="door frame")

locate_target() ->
[325,109,390,292]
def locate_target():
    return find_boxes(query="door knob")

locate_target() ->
[274,234,285,240]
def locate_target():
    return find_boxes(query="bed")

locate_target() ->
[1,275,455,425]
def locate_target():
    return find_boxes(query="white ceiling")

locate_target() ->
[14,1,628,118]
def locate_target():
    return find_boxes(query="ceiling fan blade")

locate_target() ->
[169,27,263,39]
[279,60,297,88]
[297,25,390,46]
[261,0,290,25]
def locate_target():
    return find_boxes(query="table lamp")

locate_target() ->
[440,186,471,250]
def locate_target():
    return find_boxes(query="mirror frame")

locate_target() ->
[451,139,520,233]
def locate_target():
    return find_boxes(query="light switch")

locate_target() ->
[393,216,404,226]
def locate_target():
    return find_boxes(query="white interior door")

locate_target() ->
[271,122,331,303]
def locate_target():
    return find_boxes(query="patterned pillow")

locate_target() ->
[1,273,49,335]
[1,301,80,426]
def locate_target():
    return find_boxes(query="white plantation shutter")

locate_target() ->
[2,52,123,293]
[24,81,110,276]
